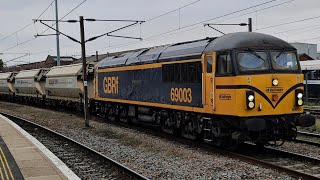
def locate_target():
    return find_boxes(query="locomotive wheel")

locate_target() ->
[161,116,175,134]
[181,113,200,140]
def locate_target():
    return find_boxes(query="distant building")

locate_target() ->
[317,52,320,60]
[298,53,314,61]
[290,43,317,60]
[43,55,76,67]
[2,55,76,72]
[73,53,110,64]
[73,50,136,64]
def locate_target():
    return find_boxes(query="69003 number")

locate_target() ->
[170,88,192,103]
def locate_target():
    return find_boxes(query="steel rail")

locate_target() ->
[1,102,320,179]
[0,112,149,180]
[237,143,320,179]
[298,131,320,138]
[226,151,320,180]
[293,139,320,147]
[294,131,320,147]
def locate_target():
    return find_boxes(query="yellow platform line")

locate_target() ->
[0,147,9,180]
[0,159,4,180]
[0,147,14,180]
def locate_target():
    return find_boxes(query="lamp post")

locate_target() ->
[79,16,89,127]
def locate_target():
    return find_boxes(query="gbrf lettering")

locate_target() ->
[103,76,118,94]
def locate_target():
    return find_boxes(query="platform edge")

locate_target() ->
[0,114,81,180]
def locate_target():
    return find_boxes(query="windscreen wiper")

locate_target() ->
[275,48,286,59]
[247,48,265,61]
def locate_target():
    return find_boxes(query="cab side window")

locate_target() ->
[206,56,213,73]
[216,53,232,75]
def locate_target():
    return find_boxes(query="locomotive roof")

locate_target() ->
[97,32,295,69]
[204,32,295,52]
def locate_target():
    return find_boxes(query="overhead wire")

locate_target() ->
[35,0,55,20]
[213,0,295,25]
[145,0,201,22]
[272,24,320,34]
[88,0,281,54]
[0,0,55,43]
[282,26,320,37]
[289,35,320,42]
[5,0,307,64]
[0,23,33,43]
[10,0,196,59]
[4,54,29,63]
[257,14,320,30]
[0,0,88,53]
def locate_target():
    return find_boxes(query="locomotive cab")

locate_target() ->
[202,32,315,145]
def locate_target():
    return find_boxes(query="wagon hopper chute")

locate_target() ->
[0,72,16,98]
[45,63,94,102]
[14,69,48,99]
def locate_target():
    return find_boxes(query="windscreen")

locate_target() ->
[271,51,298,70]
[237,51,269,72]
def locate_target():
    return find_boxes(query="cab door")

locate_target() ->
[203,53,216,112]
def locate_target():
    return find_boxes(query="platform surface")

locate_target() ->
[0,114,79,180]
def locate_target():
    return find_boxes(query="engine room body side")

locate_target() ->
[95,59,204,112]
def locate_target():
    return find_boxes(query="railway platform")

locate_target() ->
[0,114,79,180]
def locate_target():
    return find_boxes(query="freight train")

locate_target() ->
[0,32,315,148]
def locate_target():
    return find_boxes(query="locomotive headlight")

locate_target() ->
[248,95,254,101]
[248,102,255,108]
[246,91,255,109]
[272,78,279,86]
[295,89,304,106]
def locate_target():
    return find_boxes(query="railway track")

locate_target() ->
[304,107,320,116]
[298,131,320,138]
[1,105,320,179]
[294,131,320,147]
[235,143,320,179]
[0,112,148,180]
[95,116,320,179]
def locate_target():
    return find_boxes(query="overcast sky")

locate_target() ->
[0,0,320,66]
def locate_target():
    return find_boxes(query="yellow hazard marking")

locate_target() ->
[0,147,9,180]
[0,160,4,180]
[0,147,14,180]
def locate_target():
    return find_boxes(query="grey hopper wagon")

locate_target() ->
[14,69,48,98]
[45,63,95,102]
[0,72,16,95]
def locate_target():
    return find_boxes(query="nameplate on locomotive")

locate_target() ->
[266,87,283,93]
